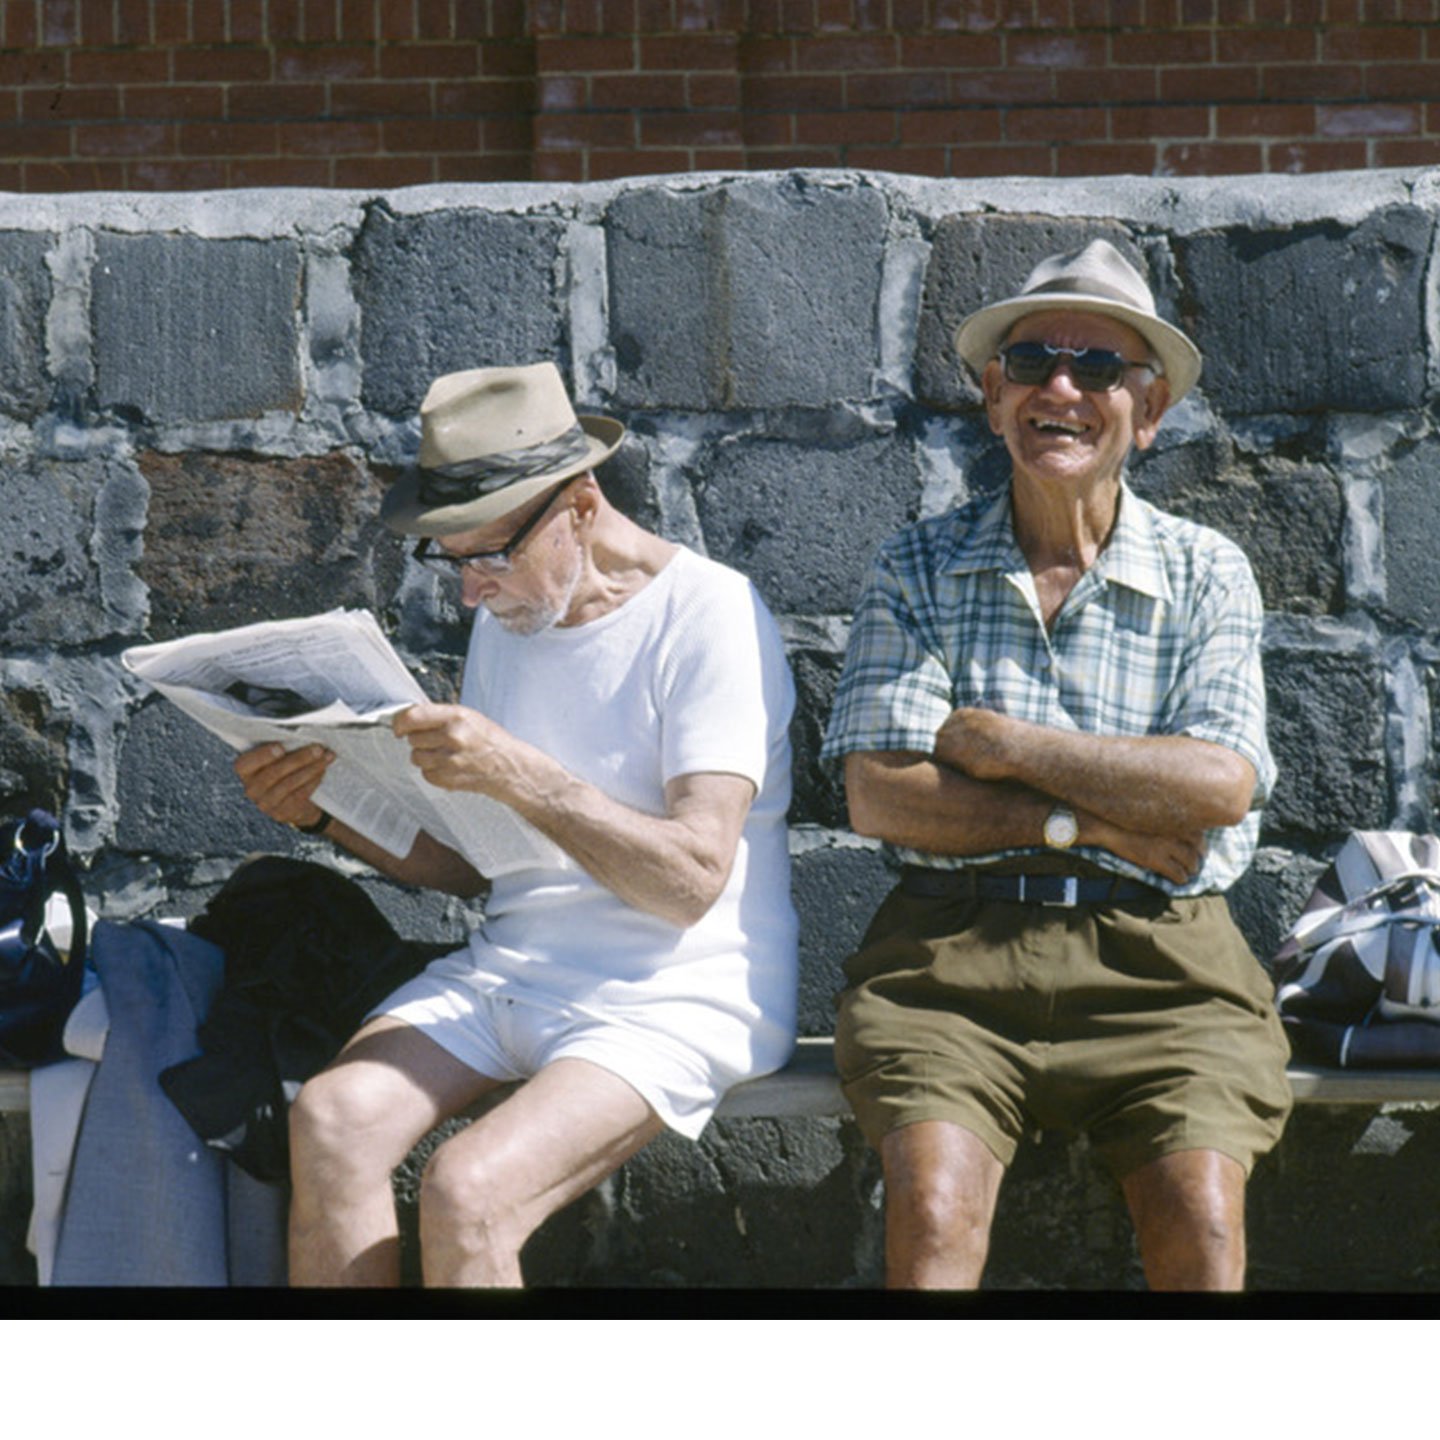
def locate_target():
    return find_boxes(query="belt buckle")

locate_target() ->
[1021,875,1079,907]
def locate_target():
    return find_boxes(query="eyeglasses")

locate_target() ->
[998,342,1160,393]
[412,480,571,577]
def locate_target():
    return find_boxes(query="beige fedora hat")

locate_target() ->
[953,239,1202,402]
[380,361,626,536]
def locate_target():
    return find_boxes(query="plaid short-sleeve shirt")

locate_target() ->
[821,481,1275,895]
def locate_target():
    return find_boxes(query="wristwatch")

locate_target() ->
[1043,805,1079,850]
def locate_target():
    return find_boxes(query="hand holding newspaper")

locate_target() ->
[121,609,567,876]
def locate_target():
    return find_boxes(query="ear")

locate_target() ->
[1130,376,1171,452]
[570,471,602,522]
[980,361,1006,436]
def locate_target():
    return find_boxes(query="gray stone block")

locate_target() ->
[915,214,1149,411]
[1176,208,1433,415]
[93,233,302,423]
[695,432,919,615]
[1131,434,1345,617]
[0,1119,35,1285]
[354,205,565,418]
[0,687,70,818]
[0,455,142,648]
[135,451,402,638]
[1226,847,1328,970]
[1380,433,1440,630]
[788,643,847,829]
[594,434,662,535]
[114,696,287,857]
[0,232,52,422]
[791,841,895,1035]
[1262,643,1388,837]
[607,178,887,410]
[1248,1105,1440,1290]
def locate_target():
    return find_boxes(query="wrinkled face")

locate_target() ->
[981,309,1170,494]
[438,484,584,636]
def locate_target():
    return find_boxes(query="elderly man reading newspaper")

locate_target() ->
[235,362,799,1288]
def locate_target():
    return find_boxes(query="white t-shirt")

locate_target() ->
[453,546,799,1084]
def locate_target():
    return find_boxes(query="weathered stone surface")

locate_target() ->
[791,841,895,1035]
[114,696,289,857]
[1227,847,1328,970]
[607,178,887,410]
[1263,643,1389,836]
[1248,1105,1440,1291]
[0,232,52,421]
[1176,207,1433,415]
[787,644,847,829]
[0,1119,35,1285]
[695,433,918,615]
[594,434,662,535]
[1131,435,1345,616]
[0,456,144,648]
[354,205,565,417]
[1380,433,1440,630]
[93,233,302,423]
[0,687,69,817]
[135,451,400,638]
[914,214,1151,411]
[5,175,1440,1293]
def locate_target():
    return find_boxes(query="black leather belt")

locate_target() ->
[900,866,1164,908]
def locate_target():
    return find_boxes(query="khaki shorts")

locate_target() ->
[836,882,1293,1178]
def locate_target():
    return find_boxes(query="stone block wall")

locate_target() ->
[4,167,1440,1290]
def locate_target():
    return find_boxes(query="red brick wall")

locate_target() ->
[3,0,1438,191]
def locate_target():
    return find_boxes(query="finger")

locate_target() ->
[393,702,450,737]
[242,748,332,815]
[234,742,288,779]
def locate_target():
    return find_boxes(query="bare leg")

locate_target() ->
[881,1120,1006,1289]
[1121,1148,1248,1291]
[288,1017,500,1287]
[418,1057,664,1287]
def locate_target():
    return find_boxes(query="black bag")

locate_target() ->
[0,809,89,1068]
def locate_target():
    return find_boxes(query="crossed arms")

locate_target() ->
[845,706,1257,887]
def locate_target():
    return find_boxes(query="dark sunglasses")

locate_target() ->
[412,480,572,577]
[998,342,1160,393]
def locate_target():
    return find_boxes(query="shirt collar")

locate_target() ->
[945,478,1173,604]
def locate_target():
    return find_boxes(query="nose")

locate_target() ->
[1037,357,1086,399]
[460,566,498,610]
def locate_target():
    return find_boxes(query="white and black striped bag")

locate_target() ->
[1272,831,1440,1068]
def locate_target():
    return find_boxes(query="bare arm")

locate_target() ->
[845,748,1208,886]
[233,742,487,898]
[394,702,754,929]
[933,707,1257,832]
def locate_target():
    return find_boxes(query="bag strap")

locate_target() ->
[1287,867,1440,952]
[9,811,87,969]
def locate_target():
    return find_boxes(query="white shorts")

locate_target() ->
[371,954,730,1140]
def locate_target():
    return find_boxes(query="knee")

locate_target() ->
[419,1138,525,1256]
[889,1164,987,1247]
[288,1066,390,1179]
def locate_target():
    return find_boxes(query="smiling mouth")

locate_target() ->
[1029,417,1088,436]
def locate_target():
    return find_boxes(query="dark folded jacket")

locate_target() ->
[160,856,449,1183]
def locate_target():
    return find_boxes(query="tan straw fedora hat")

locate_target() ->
[380,362,626,537]
[953,239,1202,402]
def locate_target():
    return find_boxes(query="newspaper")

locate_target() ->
[121,609,567,876]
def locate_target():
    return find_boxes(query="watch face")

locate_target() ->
[1045,808,1078,848]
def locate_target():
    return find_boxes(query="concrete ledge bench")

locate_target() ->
[4,1038,1440,1119]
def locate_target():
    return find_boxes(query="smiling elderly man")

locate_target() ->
[235,362,798,1287]
[821,240,1291,1291]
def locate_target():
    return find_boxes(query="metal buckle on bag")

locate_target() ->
[1017,875,1080,907]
